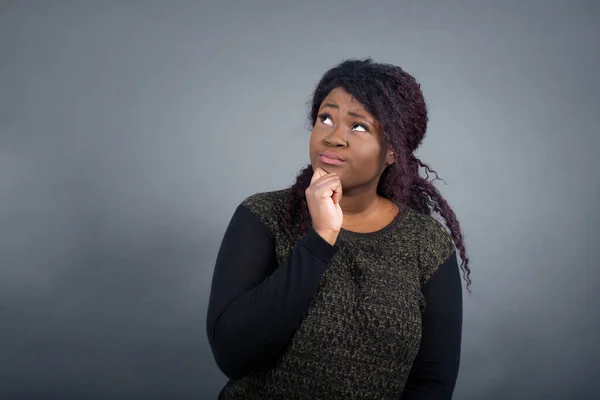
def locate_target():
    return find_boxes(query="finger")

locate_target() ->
[317,176,342,198]
[313,174,340,190]
[311,172,340,186]
[310,167,327,184]
[330,181,342,204]
[331,184,343,204]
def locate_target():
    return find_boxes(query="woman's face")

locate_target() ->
[309,87,393,191]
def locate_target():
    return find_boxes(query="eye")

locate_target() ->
[318,113,333,126]
[352,123,369,133]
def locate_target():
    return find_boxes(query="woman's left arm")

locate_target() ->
[401,250,463,400]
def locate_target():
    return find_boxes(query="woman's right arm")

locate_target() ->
[206,203,338,380]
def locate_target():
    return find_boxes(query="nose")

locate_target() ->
[323,125,347,147]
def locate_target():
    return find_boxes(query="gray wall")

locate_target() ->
[1,1,598,399]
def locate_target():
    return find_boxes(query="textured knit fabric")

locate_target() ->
[210,188,460,399]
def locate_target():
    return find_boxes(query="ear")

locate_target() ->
[386,148,395,166]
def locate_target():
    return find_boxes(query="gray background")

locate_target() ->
[1,1,598,399]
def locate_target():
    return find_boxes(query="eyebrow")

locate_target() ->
[320,103,374,125]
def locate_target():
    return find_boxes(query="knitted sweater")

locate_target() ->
[206,188,462,399]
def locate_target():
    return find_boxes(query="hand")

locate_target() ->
[305,167,343,245]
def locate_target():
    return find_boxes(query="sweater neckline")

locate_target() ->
[338,201,411,241]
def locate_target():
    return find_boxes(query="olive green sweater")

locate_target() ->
[207,188,462,399]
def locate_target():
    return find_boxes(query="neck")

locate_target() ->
[339,186,383,217]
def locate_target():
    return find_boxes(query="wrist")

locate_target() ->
[314,228,339,246]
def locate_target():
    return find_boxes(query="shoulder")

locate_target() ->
[413,211,453,248]
[241,188,291,215]
[239,187,291,230]
[404,209,456,282]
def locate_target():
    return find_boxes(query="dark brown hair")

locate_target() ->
[283,58,472,291]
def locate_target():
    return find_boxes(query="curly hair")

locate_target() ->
[283,58,472,292]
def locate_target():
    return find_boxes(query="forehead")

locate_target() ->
[321,87,371,113]
[320,87,381,130]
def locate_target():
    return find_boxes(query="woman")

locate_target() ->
[206,59,471,399]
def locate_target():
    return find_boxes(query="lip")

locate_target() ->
[318,151,345,165]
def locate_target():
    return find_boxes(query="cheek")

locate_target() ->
[308,133,316,151]
[308,131,319,159]
[355,146,383,169]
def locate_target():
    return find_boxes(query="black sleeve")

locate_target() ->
[401,250,463,400]
[206,204,338,380]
